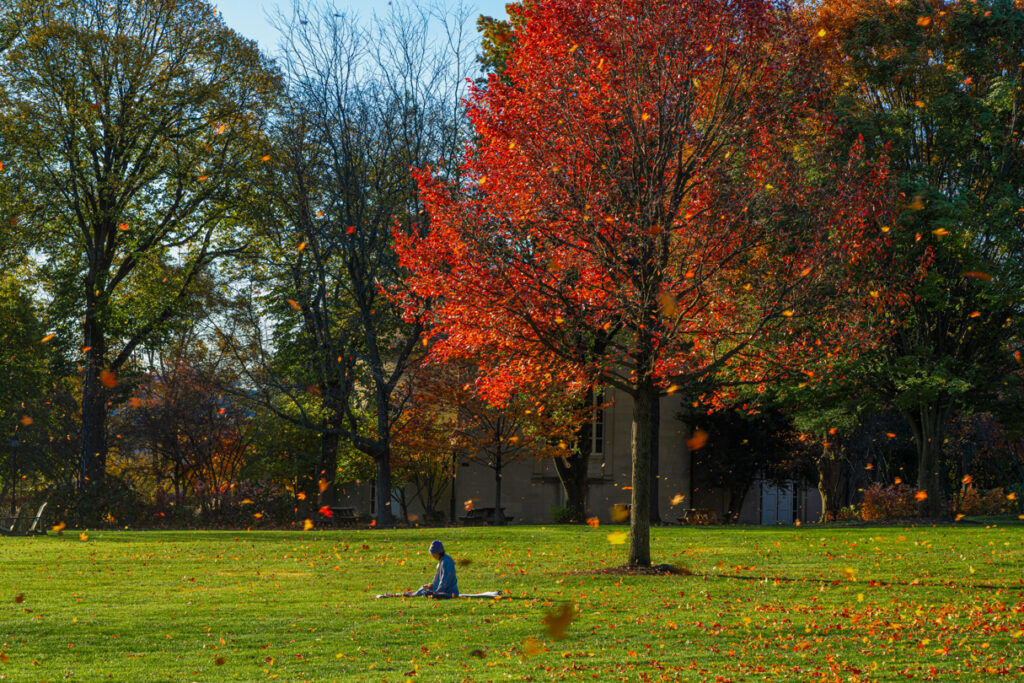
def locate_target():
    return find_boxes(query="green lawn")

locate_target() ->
[2,522,1022,681]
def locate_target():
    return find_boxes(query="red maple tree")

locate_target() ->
[397,0,893,566]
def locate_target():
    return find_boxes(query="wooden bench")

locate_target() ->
[1,508,22,535]
[459,507,513,526]
[678,508,718,525]
[328,506,360,525]
[1,501,48,536]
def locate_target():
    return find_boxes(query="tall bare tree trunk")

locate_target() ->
[649,398,661,524]
[628,383,656,567]
[908,405,949,518]
[317,430,339,510]
[80,318,107,489]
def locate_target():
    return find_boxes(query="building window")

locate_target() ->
[590,388,604,457]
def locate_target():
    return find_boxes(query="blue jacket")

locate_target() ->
[430,554,459,596]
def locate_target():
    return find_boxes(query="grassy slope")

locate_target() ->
[1,523,1022,681]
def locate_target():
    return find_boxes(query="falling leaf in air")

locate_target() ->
[253,512,263,519]
[346,226,356,234]
[464,499,474,512]
[610,504,629,523]
[319,479,330,493]
[240,499,254,505]
[303,519,314,531]
[932,228,950,236]
[319,505,333,517]
[670,493,685,506]
[907,195,925,210]
[297,492,307,501]
[286,299,302,311]
[969,311,981,318]
[894,477,903,485]
[214,124,226,135]
[79,532,88,541]
[817,28,826,38]
[1008,492,1018,501]
[52,522,66,532]
[40,333,56,343]
[963,271,992,281]
[606,531,628,545]
[658,293,678,316]
[197,174,210,182]
[118,223,130,231]
[916,16,932,26]
[522,636,544,656]
[99,370,118,388]
[961,475,973,485]
[913,101,926,108]
[542,602,576,640]
[915,490,928,501]
[19,415,32,426]
[886,432,896,438]
[586,517,599,529]
[686,429,709,451]
[297,241,306,251]
[261,154,271,162]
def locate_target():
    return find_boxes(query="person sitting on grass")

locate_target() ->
[413,540,459,599]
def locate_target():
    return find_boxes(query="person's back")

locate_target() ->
[414,540,459,598]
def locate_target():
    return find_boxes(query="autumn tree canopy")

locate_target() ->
[398,0,894,566]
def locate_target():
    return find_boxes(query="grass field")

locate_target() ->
[2,522,1023,681]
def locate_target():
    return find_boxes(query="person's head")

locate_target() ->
[429,540,444,560]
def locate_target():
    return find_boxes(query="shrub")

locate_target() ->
[859,483,917,520]
[959,487,1018,517]
[48,476,144,528]
[550,506,574,524]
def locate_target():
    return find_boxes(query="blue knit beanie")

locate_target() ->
[429,540,444,555]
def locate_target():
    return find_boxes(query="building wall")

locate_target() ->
[333,389,821,526]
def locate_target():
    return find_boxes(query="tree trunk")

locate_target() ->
[494,450,505,525]
[910,405,948,518]
[553,455,588,522]
[816,444,846,522]
[628,383,655,567]
[317,430,339,510]
[649,397,661,525]
[80,322,107,489]
[375,448,394,528]
[553,409,592,522]
[449,450,457,524]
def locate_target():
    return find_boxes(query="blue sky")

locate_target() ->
[213,0,510,55]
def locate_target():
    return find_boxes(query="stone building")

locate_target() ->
[335,386,822,525]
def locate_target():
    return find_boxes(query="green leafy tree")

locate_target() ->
[819,0,1024,516]
[0,275,52,511]
[0,0,282,490]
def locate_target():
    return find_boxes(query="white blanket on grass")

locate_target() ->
[375,591,502,599]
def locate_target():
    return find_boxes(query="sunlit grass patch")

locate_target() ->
[1,523,1022,680]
